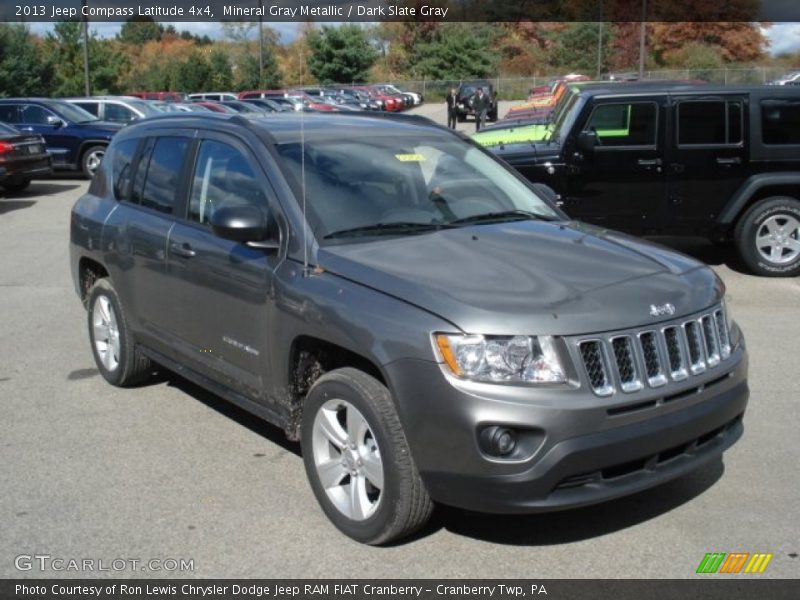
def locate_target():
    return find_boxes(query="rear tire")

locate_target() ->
[301,368,433,545]
[1,178,31,193]
[81,145,106,179]
[734,197,800,277]
[87,278,152,386]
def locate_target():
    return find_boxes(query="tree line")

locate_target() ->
[0,20,788,98]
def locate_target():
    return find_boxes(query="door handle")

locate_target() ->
[636,158,662,167]
[19,127,33,132]
[170,242,196,258]
[716,157,742,166]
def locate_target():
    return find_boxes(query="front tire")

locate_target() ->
[87,279,152,386]
[301,368,433,545]
[734,197,800,277]
[81,145,106,179]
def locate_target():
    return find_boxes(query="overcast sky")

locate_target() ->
[26,21,800,56]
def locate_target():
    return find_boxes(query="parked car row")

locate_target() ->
[0,83,425,185]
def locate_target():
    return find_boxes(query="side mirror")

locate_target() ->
[210,206,279,249]
[576,130,598,152]
[47,116,65,128]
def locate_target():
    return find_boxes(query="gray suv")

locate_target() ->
[70,112,749,544]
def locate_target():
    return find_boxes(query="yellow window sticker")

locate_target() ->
[395,153,425,162]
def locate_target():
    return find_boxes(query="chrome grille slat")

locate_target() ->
[639,331,667,387]
[611,336,642,393]
[579,340,613,397]
[714,309,731,360]
[702,315,721,367]
[684,320,707,375]
[577,305,732,396]
[663,326,689,381]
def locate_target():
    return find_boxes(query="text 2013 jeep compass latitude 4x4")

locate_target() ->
[70,113,748,544]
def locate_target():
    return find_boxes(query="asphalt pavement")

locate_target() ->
[0,105,798,578]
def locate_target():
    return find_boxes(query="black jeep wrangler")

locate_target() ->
[456,80,498,123]
[490,83,800,276]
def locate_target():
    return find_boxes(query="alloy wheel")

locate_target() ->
[756,214,800,264]
[311,399,384,521]
[92,295,120,372]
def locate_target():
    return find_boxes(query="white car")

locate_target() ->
[769,72,800,85]
[187,92,239,102]
[64,96,162,123]
[379,84,424,105]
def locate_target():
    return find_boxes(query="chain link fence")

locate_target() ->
[380,67,799,102]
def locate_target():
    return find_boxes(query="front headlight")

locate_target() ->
[434,333,566,384]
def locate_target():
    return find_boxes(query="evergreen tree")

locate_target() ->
[0,24,53,96]
[306,25,378,83]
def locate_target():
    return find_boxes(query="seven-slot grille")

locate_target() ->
[577,306,731,396]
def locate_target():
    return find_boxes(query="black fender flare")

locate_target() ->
[718,172,800,224]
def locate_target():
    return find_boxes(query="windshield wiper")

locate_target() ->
[449,210,555,226]
[324,221,454,240]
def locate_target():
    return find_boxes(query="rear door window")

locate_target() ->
[761,100,800,145]
[112,138,140,201]
[136,137,191,214]
[74,102,99,117]
[677,100,743,146]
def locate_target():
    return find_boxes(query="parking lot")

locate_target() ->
[1,103,798,579]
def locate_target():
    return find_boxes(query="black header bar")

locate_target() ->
[3,0,800,23]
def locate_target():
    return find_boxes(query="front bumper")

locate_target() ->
[386,345,748,513]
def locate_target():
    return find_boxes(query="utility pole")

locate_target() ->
[597,23,603,79]
[81,0,90,96]
[638,0,647,79]
[596,0,604,79]
[258,0,264,87]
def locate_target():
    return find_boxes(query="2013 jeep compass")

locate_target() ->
[70,113,748,544]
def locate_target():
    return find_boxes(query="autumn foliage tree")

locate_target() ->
[649,22,767,65]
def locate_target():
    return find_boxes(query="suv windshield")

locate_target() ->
[275,132,558,242]
[50,101,99,124]
[546,92,582,142]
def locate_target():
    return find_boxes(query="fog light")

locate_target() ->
[480,426,518,457]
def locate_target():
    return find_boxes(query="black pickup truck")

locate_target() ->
[490,83,800,276]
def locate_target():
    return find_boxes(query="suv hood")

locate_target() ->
[318,220,722,336]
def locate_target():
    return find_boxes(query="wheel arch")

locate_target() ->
[719,173,800,228]
[78,257,109,306]
[78,139,110,162]
[285,335,388,441]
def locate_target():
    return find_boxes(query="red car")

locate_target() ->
[350,86,401,112]
[128,92,186,103]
